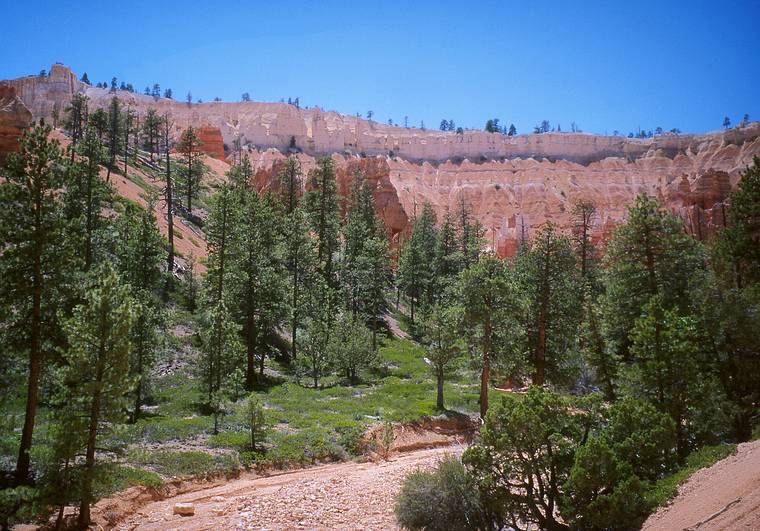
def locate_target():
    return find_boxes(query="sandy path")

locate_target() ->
[116,445,464,530]
[642,439,760,531]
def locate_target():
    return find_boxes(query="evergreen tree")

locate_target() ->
[516,223,581,386]
[122,105,135,174]
[328,312,376,383]
[104,96,123,182]
[0,123,70,484]
[141,108,162,162]
[88,108,107,142]
[64,94,88,160]
[284,208,317,362]
[67,127,111,271]
[177,126,203,214]
[56,263,136,527]
[114,202,165,421]
[233,189,287,388]
[433,207,462,291]
[602,194,707,361]
[628,297,731,458]
[304,156,340,286]
[508,123,517,136]
[456,196,483,268]
[80,72,90,85]
[421,305,463,410]
[397,202,437,325]
[459,253,523,418]
[162,114,176,277]
[204,183,241,308]
[200,301,241,433]
[278,156,302,214]
[356,236,391,349]
[571,200,599,289]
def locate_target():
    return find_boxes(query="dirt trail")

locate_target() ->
[642,439,760,531]
[111,445,463,530]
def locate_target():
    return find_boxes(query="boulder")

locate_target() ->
[173,502,195,516]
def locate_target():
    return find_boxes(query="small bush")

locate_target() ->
[394,456,486,531]
[127,449,236,477]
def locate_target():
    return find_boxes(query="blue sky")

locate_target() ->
[2,0,758,135]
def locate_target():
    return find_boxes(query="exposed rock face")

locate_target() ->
[4,64,760,254]
[0,82,33,161]
[6,64,86,121]
[194,126,225,160]
[247,150,409,244]
[387,129,760,254]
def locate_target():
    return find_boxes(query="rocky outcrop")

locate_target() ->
[0,82,33,161]
[4,64,760,255]
[6,64,85,122]
[247,150,409,244]
[194,126,226,160]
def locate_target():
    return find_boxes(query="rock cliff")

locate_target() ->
[3,64,760,254]
[0,82,33,162]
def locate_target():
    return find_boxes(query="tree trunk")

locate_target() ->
[165,118,175,279]
[245,314,257,390]
[15,196,44,485]
[78,360,105,528]
[436,370,445,410]
[480,311,492,419]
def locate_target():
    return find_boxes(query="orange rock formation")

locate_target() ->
[4,63,760,255]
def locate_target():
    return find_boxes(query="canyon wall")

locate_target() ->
[0,82,33,162]
[3,64,760,254]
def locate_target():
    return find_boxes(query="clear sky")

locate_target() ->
[2,0,758,135]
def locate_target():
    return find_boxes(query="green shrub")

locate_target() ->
[395,456,486,531]
[127,449,236,477]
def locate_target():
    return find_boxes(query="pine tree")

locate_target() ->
[629,297,730,459]
[516,223,581,386]
[141,108,162,162]
[459,253,523,418]
[105,96,123,182]
[433,207,462,291]
[88,108,107,142]
[200,301,241,433]
[80,72,90,85]
[421,305,463,410]
[304,156,340,286]
[0,123,71,484]
[233,189,287,388]
[278,156,302,214]
[177,126,203,214]
[122,105,135,174]
[328,313,376,383]
[114,202,165,421]
[205,183,241,308]
[68,127,111,271]
[571,200,599,291]
[162,114,176,277]
[56,263,136,527]
[342,168,386,319]
[602,194,707,361]
[283,208,316,361]
[456,196,483,268]
[357,236,391,350]
[64,94,88,161]
[397,202,437,326]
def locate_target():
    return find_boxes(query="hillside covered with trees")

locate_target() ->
[1,90,759,530]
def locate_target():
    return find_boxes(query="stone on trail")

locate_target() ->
[173,502,195,516]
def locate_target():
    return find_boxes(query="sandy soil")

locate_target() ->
[642,439,760,531]
[110,445,463,530]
